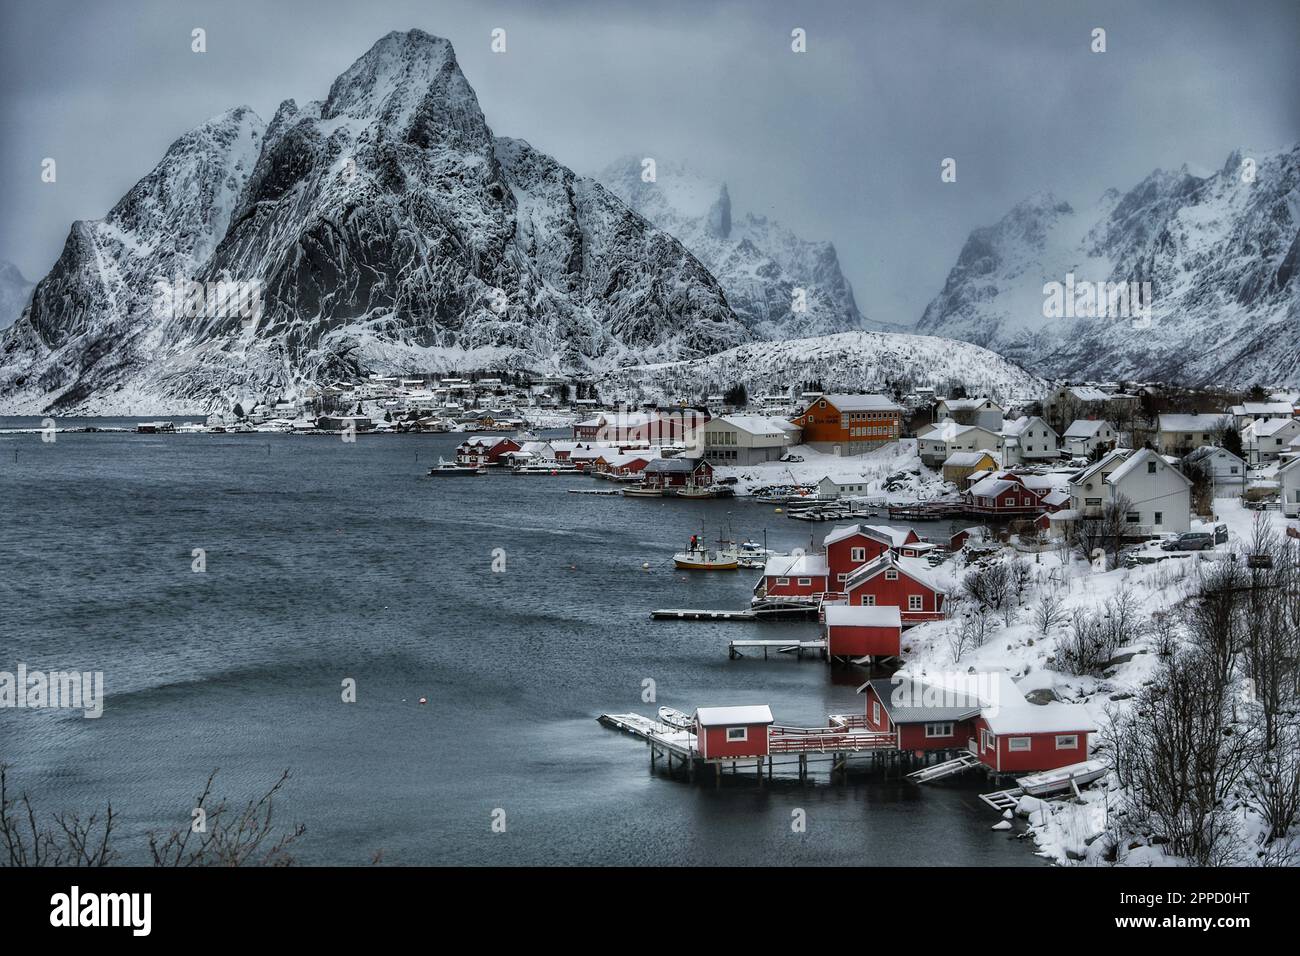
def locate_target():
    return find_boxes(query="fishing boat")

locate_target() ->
[1015,759,1108,797]
[675,483,714,499]
[672,535,739,570]
[622,484,664,497]
[657,707,694,731]
[427,458,485,476]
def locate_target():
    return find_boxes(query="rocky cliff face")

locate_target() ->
[0,30,751,413]
[597,157,886,339]
[917,147,1300,387]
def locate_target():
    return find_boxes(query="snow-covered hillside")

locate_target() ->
[595,330,1048,405]
[0,30,753,415]
[917,146,1300,387]
[598,157,895,339]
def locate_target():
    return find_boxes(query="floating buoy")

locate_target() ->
[642,562,650,570]
[418,697,428,705]
[774,507,783,513]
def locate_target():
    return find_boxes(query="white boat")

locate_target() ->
[511,459,580,475]
[622,484,664,497]
[1015,759,1108,797]
[427,458,485,476]
[675,484,715,499]
[672,547,739,570]
[657,707,694,731]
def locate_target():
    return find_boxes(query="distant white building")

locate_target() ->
[1280,457,1300,518]
[1062,419,1117,458]
[699,415,799,465]
[999,416,1058,465]
[1182,445,1247,497]
[935,397,1004,432]
[1067,447,1191,535]
[1242,417,1300,464]
[1157,413,1225,457]
[916,420,1000,468]
[1228,401,1295,431]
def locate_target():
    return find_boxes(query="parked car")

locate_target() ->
[780,454,804,463]
[1160,531,1215,552]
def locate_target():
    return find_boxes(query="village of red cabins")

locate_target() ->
[454,433,1091,777]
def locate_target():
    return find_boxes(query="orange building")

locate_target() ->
[791,393,903,454]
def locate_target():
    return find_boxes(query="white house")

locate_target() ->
[999,416,1059,465]
[1062,419,1116,458]
[1104,448,1192,534]
[1182,445,1248,497]
[916,419,1001,468]
[1157,413,1225,456]
[935,397,1004,432]
[699,415,798,465]
[1229,401,1295,431]
[1242,417,1300,464]
[1280,457,1300,518]
[817,476,874,499]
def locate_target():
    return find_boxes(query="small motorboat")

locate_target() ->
[1015,759,1108,797]
[675,484,715,499]
[657,707,694,731]
[511,459,580,475]
[427,458,485,476]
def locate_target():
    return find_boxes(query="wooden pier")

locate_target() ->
[650,608,757,621]
[727,638,826,660]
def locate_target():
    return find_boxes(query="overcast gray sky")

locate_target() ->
[1,0,1296,324]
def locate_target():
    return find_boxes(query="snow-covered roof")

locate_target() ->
[823,604,902,629]
[763,553,829,577]
[1158,413,1219,433]
[942,450,997,467]
[1184,445,1244,466]
[1061,386,1111,403]
[940,397,1000,411]
[843,551,943,593]
[1245,417,1299,438]
[1230,402,1294,417]
[1063,419,1108,438]
[859,676,983,723]
[1105,447,1191,488]
[1042,489,1070,507]
[715,415,789,436]
[968,475,1020,498]
[918,419,995,442]
[861,525,915,548]
[694,705,774,726]
[1069,448,1130,485]
[1000,415,1051,438]
[816,393,902,412]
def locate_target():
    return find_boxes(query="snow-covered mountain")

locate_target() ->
[917,146,1300,387]
[596,330,1047,405]
[0,261,35,332]
[0,30,752,414]
[598,158,892,338]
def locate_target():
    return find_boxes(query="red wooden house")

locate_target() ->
[641,457,714,489]
[858,675,982,753]
[964,472,1049,517]
[823,604,902,660]
[756,553,830,602]
[843,552,947,624]
[591,452,651,479]
[823,524,923,588]
[455,436,521,466]
[861,671,1097,772]
[693,705,774,760]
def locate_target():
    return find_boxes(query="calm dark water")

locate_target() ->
[0,420,1037,865]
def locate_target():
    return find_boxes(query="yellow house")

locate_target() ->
[942,450,999,489]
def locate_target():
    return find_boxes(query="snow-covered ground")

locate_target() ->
[891,498,1300,865]
[712,440,949,501]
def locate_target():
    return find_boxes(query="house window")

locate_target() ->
[851,547,865,561]
[908,595,923,611]
[837,573,847,582]
[1126,512,1140,523]
[1154,511,1163,525]
[925,722,954,738]
[860,595,876,606]
[1147,461,1157,474]
[872,700,881,724]
[1008,737,1032,752]
[1004,497,1015,506]
[981,729,995,752]
[797,577,812,586]
[726,727,747,742]
[1055,735,1079,750]
[1230,466,1239,474]
[885,569,898,580]
[776,576,789,586]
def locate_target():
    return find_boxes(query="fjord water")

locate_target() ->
[0,424,1035,866]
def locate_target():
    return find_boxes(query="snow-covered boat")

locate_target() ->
[1015,759,1108,797]
[427,458,485,476]
[657,707,694,731]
